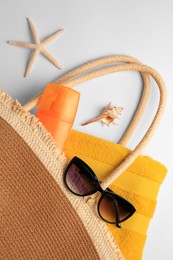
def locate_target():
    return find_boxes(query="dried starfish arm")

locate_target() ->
[42,29,64,46]
[27,18,40,44]
[25,49,40,77]
[7,41,36,49]
[42,48,62,69]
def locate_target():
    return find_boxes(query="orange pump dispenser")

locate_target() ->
[36,83,80,150]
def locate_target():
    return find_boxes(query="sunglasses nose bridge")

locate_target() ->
[97,180,107,194]
[98,185,104,194]
[93,186,106,207]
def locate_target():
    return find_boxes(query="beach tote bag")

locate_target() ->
[21,56,167,260]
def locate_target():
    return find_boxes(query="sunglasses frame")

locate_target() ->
[64,156,136,228]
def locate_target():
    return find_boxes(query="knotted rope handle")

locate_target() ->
[23,55,150,145]
[23,57,166,189]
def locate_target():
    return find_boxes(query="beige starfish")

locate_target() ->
[7,18,64,77]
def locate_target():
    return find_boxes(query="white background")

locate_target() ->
[0,1,172,259]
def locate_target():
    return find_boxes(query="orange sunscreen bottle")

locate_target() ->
[36,83,80,150]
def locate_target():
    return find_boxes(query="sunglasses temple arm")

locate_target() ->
[114,200,121,228]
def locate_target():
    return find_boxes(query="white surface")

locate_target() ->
[0,1,172,259]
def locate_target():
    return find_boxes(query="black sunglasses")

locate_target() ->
[64,156,136,228]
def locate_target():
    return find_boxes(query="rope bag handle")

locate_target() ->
[23,57,166,189]
[62,62,166,189]
[23,55,150,145]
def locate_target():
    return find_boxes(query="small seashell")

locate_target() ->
[82,103,123,126]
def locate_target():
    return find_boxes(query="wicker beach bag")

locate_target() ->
[1,56,167,260]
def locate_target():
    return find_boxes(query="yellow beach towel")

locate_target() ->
[64,130,167,260]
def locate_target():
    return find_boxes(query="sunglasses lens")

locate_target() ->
[99,195,116,223]
[99,194,134,223]
[65,163,98,196]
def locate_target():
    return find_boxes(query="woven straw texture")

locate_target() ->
[0,117,100,259]
[0,89,124,260]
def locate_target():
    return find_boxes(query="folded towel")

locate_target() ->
[64,130,167,260]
